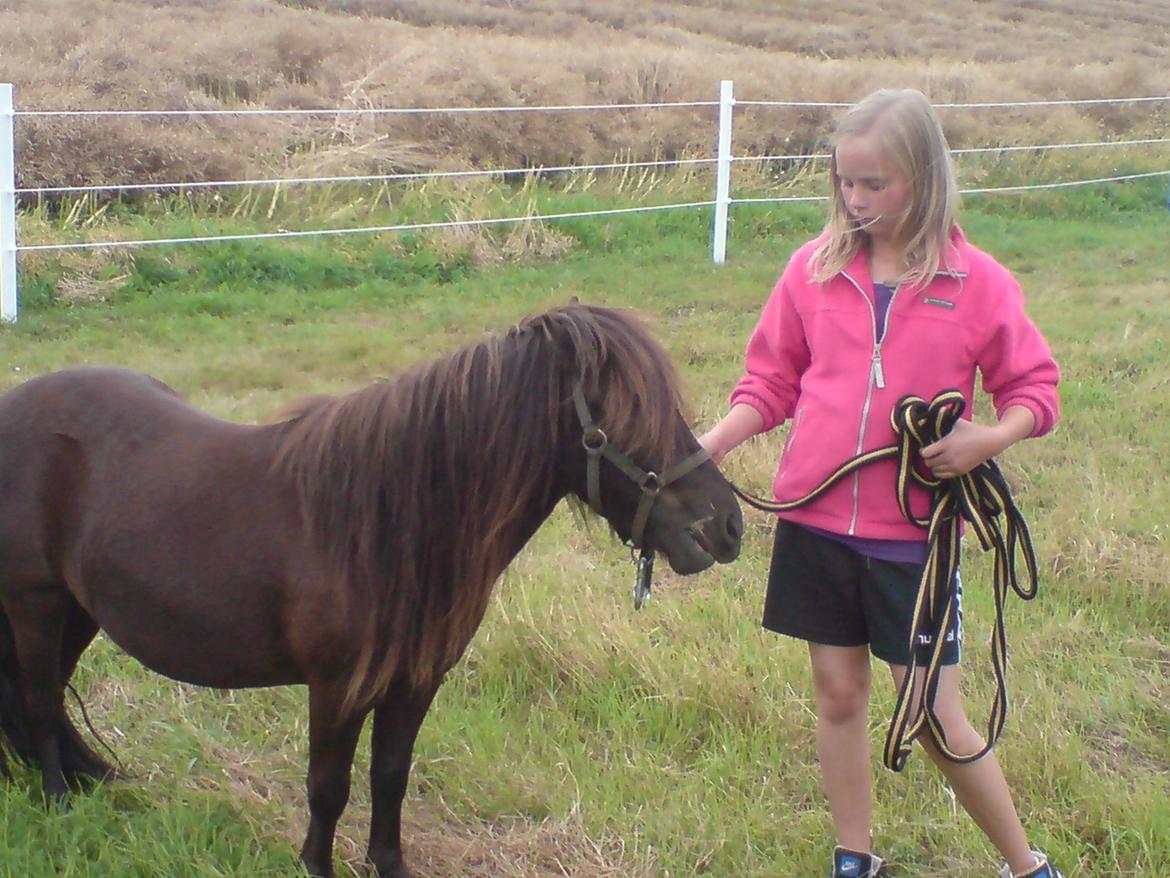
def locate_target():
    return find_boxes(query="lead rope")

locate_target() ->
[730,391,1039,769]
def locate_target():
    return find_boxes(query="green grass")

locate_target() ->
[1,178,1168,877]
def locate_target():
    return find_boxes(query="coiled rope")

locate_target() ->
[731,391,1040,770]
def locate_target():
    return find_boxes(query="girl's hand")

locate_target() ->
[920,419,1000,478]
[699,431,733,466]
[919,406,1035,479]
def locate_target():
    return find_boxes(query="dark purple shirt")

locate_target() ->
[805,523,929,565]
[874,281,896,339]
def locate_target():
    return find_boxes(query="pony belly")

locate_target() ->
[94,601,305,690]
[110,632,303,689]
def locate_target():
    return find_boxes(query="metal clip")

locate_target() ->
[633,548,655,610]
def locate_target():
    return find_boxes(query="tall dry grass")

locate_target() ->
[1,0,1167,193]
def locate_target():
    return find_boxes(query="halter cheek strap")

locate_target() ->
[572,384,710,550]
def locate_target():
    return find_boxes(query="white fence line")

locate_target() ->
[26,167,1170,253]
[738,137,1170,165]
[959,170,1170,195]
[14,100,719,118]
[17,137,1170,198]
[16,201,718,253]
[17,158,720,197]
[2,81,1169,320]
[734,171,1170,205]
[17,94,1170,118]
[737,96,1170,109]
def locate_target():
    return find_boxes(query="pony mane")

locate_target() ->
[273,304,687,706]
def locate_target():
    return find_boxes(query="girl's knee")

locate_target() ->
[916,717,986,760]
[811,646,871,725]
[815,678,870,725]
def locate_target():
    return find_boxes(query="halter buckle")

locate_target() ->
[632,549,655,610]
[581,426,608,454]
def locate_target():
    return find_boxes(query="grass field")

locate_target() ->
[1,2,1169,875]
[0,174,1168,876]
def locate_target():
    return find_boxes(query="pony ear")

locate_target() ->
[567,295,581,305]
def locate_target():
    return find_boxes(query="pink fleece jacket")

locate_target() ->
[731,226,1060,540]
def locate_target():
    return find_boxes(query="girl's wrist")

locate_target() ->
[701,404,765,461]
[987,406,1036,456]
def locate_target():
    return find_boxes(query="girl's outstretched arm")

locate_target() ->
[699,404,766,465]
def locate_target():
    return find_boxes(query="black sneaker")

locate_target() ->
[833,845,885,878]
[997,850,1064,878]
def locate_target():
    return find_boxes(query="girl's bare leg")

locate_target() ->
[888,663,1039,876]
[810,643,875,852]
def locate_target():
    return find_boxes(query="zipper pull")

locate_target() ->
[872,349,886,388]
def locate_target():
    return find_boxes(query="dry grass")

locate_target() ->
[2,0,1167,191]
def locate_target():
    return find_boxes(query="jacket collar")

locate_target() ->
[835,224,970,288]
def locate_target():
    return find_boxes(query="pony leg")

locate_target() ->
[0,599,113,786]
[0,610,11,779]
[4,586,72,801]
[0,608,34,766]
[367,682,441,878]
[299,686,366,878]
[56,604,116,785]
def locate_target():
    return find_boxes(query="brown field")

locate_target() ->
[2,0,1168,191]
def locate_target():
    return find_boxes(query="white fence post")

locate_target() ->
[711,79,734,264]
[0,84,17,322]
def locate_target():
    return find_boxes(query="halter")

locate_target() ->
[572,384,711,548]
[572,384,711,607]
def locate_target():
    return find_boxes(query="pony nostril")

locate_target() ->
[725,513,743,542]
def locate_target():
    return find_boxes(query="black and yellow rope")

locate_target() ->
[732,391,1040,770]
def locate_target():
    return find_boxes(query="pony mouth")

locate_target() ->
[683,522,716,571]
[648,517,739,574]
[686,515,742,565]
[685,523,716,562]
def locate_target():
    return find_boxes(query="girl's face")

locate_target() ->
[834,131,912,244]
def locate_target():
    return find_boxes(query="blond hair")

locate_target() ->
[810,89,960,287]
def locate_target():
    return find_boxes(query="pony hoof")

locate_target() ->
[299,853,334,878]
[370,852,414,878]
[42,788,73,813]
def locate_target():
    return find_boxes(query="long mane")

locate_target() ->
[273,304,687,706]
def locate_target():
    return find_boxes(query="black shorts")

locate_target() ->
[762,520,962,666]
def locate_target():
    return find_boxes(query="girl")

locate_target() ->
[700,89,1062,878]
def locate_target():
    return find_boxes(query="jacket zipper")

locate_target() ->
[841,270,900,534]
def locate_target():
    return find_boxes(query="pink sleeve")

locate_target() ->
[975,271,1061,437]
[729,262,811,433]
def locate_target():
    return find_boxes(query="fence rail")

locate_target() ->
[2,81,1169,321]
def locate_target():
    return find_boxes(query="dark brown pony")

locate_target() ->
[0,303,742,878]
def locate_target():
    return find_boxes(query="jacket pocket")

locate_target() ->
[778,405,806,479]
